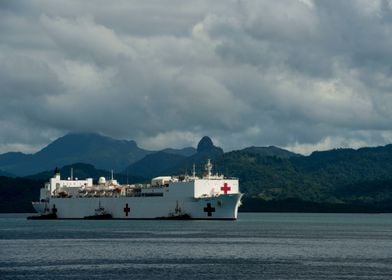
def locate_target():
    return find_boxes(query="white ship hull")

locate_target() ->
[31,160,242,220]
[32,193,242,220]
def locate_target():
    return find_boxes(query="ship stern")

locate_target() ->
[32,202,46,214]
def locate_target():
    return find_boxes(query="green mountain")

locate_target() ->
[0,176,43,213]
[213,146,392,211]
[0,169,14,177]
[239,146,301,158]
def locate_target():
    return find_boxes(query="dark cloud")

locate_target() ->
[1,0,392,154]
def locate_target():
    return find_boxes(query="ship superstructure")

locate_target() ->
[31,160,242,220]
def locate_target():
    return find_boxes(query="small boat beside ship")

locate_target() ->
[83,201,112,219]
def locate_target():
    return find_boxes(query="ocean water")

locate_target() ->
[0,213,391,280]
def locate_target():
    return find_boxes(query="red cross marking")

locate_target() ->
[203,203,215,217]
[220,182,231,194]
[123,203,130,216]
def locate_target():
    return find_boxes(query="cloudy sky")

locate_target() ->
[1,0,392,154]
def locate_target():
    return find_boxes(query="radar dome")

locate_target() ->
[98,177,106,185]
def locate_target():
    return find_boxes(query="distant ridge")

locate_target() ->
[240,146,301,158]
[124,136,224,178]
[0,152,30,166]
[124,152,187,178]
[0,169,14,177]
[0,133,151,176]
[161,147,196,157]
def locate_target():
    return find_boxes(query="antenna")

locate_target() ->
[205,159,212,179]
[111,169,114,181]
[71,167,73,180]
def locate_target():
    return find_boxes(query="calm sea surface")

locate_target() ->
[0,213,391,279]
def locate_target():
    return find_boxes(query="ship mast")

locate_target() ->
[205,159,212,179]
[192,163,196,179]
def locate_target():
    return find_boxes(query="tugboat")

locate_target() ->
[156,200,192,220]
[84,201,112,219]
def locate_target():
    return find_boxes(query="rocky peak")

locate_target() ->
[197,136,215,152]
